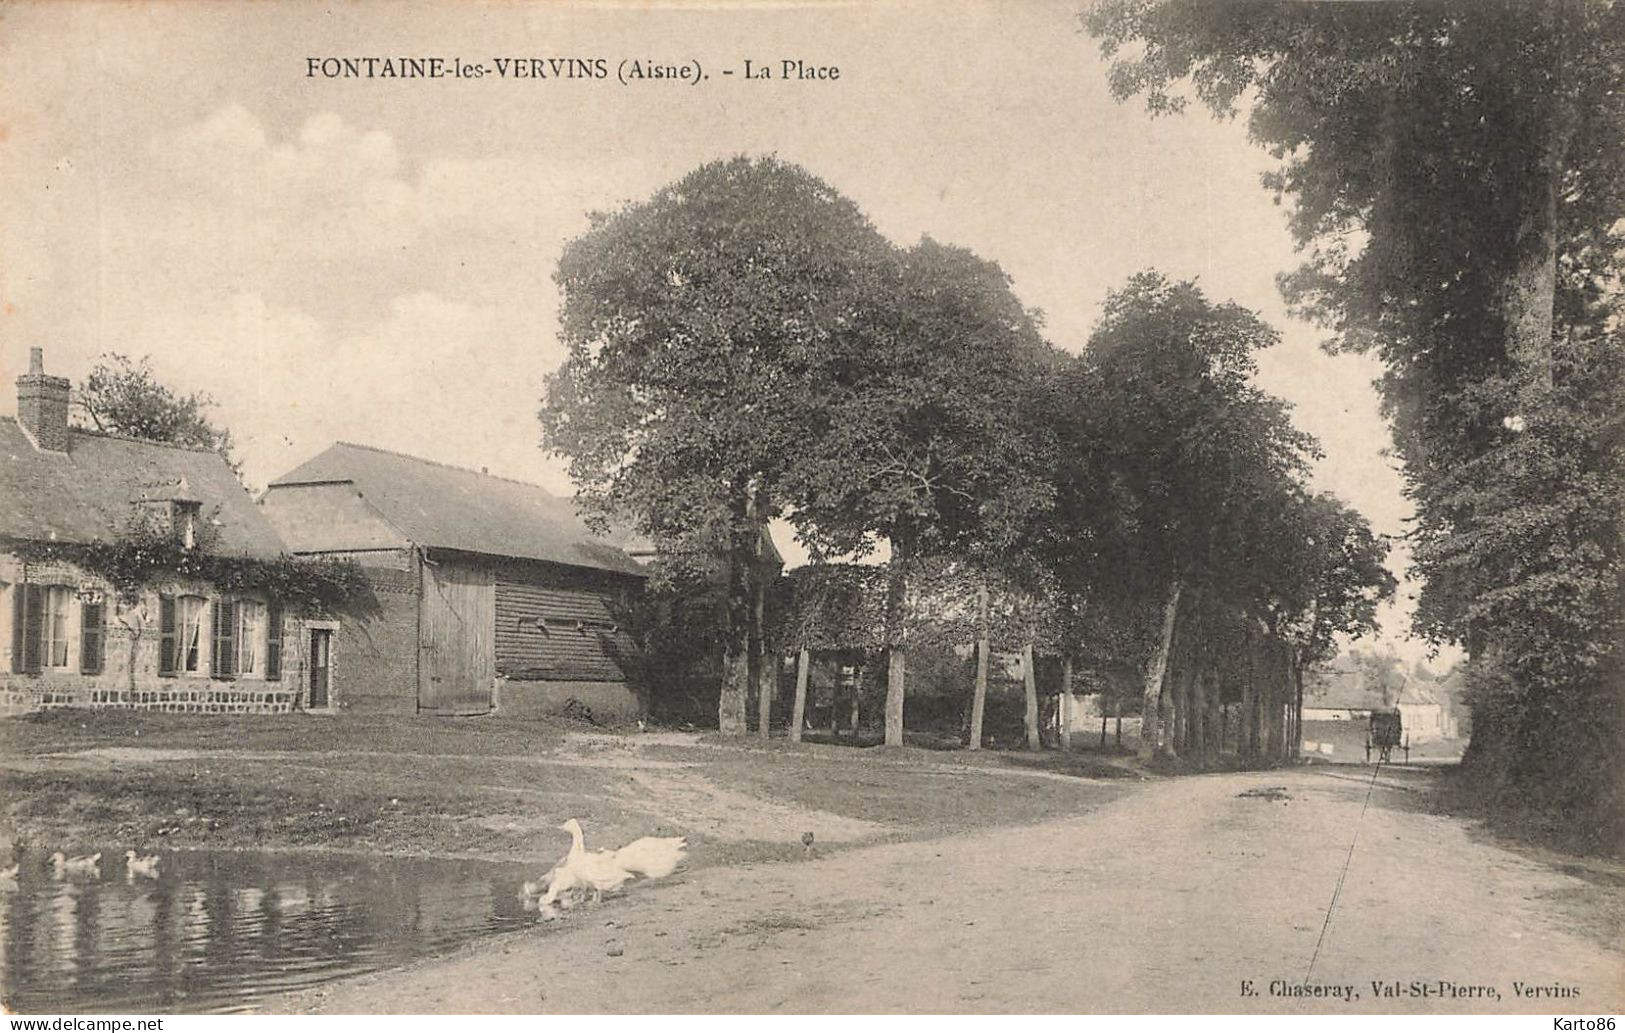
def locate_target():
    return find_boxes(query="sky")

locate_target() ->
[0,0,1448,664]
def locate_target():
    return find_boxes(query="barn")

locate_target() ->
[259,442,647,718]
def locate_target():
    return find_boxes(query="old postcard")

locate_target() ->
[1,0,1620,1019]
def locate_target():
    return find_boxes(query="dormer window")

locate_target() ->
[174,500,202,549]
[131,480,202,547]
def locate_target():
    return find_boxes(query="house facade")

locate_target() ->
[1301,660,1459,746]
[259,442,648,718]
[1,350,306,716]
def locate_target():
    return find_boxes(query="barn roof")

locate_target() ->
[0,417,286,558]
[266,441,646,577]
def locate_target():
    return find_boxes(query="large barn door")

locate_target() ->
[418,558,495,715]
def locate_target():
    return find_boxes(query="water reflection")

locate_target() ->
[0,848,537,1013]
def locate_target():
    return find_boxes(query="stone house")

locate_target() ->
[1,350,303,716]
[259,442,648,718]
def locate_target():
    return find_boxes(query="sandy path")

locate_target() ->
[278,767,1623,1014]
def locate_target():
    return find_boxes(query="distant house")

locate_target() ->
[1301,664,1390,722]
[1,349,300,716]
[1302,659,1458,742]
[1396,680,1458,743]
[259,442,647,718]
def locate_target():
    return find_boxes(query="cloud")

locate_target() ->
[107,289,570,495]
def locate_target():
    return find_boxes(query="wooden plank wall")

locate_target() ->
[493,569,636,682]
[419,557,495,714]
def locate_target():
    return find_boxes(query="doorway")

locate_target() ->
[308,628,332,709]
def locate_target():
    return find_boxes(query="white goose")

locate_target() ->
[541,818,686,905]
[125,851,160,879]
[50,852,101,879]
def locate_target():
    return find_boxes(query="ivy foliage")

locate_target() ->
[10,518,375,618]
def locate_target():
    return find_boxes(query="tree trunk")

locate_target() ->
[754,576,771,740]
[1022,642,1041,752]
[883,540,909,748]
[967,579,990,751]
[719,644,749,736]
[789,646,810,744]
[748,488,771,740]
[1138,579,1182,760]
[1205,669,1220,766]
[1503,19,1575,399]
[1157,688,1172,756]
[1291,659,1306,762]
[1059,657,1074,751]
[1168,660,1186,760]
[1263,638,1284,762]
[1240,624,1256,760]
[1191,668,1207,765]
[1115,699,1122,748]
[717,547,750,736]
[850,664,864,737]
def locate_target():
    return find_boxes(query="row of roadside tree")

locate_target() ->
[539,155,1395,765]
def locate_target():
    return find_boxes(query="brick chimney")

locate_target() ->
[16,347,71,452]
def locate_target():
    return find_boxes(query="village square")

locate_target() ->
[0,0,1621,1018]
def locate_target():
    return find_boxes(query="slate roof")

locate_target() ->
[1303,667,1393,712]
[1398,681,1444,707]
[0,417,286,558]
[267,441,646,577]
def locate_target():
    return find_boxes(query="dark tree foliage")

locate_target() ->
[786,239,1061,746]
[1083,0,1625,846]
[75,353,241,476]
[540,155,898,734]
[1043,272,1391,760]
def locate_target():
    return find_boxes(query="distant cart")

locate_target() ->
[1365,709,1409,764]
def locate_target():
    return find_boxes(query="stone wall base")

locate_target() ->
[1,677,298,717]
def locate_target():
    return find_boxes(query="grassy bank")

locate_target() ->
[0,710,1130,871]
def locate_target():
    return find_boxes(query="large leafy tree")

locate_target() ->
[1083,1,1625,841]
[540,156,897,735]
[1069,272,1315,758]
[75,353,240,475]
[787,239,1059,747]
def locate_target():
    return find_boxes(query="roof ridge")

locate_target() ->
[0,416,226,458]
[330,440,560,494]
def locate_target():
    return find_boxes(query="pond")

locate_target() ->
[0,846,541,1014]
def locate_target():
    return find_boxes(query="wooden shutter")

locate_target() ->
[80,601,105,675]
[11,584,41,674]
[265,602,283,681]
[211,599,236,679]
[158,595,177,676]
[20,585,43,674]
[10,584,22,673]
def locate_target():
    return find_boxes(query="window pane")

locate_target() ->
[44,587,70,668]
[239,601,261,674]
[181,597,203,673]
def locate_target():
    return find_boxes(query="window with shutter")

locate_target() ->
[159,595,177,676]
[80,601,105,675]
[265,602,283,681]
[179,596,204,674]
[211,599,237,679]
[236,600,262,675]
[42,587,71,668]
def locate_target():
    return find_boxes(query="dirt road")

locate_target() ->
[278,766,1622,1014]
